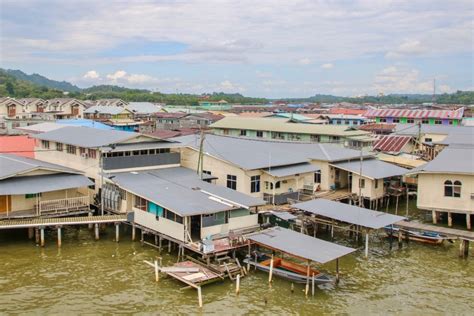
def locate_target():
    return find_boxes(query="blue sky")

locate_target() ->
[1,0,472,98]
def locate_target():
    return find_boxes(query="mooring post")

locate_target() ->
[57,226,62,248]
[335,258,340,284]
[305,261,310,296]
[94,223,99,240]
[115,223,120,243]
[131,224,136,241]
[311,273,315,297]
[236,274,240,295]
[364,232,369,258]
[154,260,159,282]
[268,254,274,283]
[398,230,403,249]
[28,227,34,239]
[40,227,45,247]
[35,228,40,245]
[197,286,203,308]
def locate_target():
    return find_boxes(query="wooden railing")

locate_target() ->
[39,196,90,215]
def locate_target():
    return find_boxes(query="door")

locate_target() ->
[190,215,201,241]
[7,106,16,117]
[72,106,79,116]
[0,195,11,213]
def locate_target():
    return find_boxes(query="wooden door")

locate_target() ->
[72,106,79,116]
[0,195,11,213]
[7,106,16,117]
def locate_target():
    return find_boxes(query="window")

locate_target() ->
[25,193,41,199]
[422,119,429,124]
[275,181,281,189]
[359,178,365,188]
[310,135,320,142]
[407,119,414,123]
[66,144,77,155]
[256,131,263,138]
[56,142,63,151]
[434,120,442,125]
[203,170,212,175]
[375,179,379,189]
[223,129,229,135]
[41,140,50,149]
[79,147,86,155]
[227,175,237,190]
[314,171,321,183]
[331,136,340,142]
[393,118,400,123]
[379,118,387,123]
[424,137,432,143]
[449,121,453,125]
[240,130,247,136]
[134,195,148,211]
[336,120,342,125]
[251,175,261,193]
[88,149,97,159]
[444,180,461,197]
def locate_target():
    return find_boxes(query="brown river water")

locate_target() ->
[1,206,473,315]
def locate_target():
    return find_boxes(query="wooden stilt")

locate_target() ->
[154,260,159,282]
[94,223,99,240]
[168,240,172,253]
[236,274,240,295]
[432,210,438,224]
[254,252,258,271]
[197,286,203,308]
[448,212,453,227]
[398,230,403,249]
[115,223,120,242]
[141,230,144,244]
[247,243,251,271]
[459,240,465,258]
[335,258,340,284]
[40,227,45,247]
[305,261,310,296]
[364,232,369,258]
[28,227,34,239]
[395,196,399,215]
[311,273,315,297]
[467,214,472,230]
[268,255,274,283]
[155,235,158,245]
[57,227,62,248]
[291,283,294,293]
[464,240,469,257]
[35,228,40,245]
[131,224,136,241]
[159,236,162,253]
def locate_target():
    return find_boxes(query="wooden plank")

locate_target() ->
[160,267,200,273]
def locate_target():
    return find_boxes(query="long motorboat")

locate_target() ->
[243,253,332,284]
[384,226,454,245]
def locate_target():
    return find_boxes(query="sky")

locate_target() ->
[0,0,472,98]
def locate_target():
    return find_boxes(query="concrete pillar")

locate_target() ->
[40,227,45,247]
[448,212,453,227]
[57,227,62,248]
[115,223,120,243]
[94,223,99,240]
[35,228,40,245]
[28,227,34,239]
[432,210,438,224]
[467,214,472,230]
[131,224,136,241]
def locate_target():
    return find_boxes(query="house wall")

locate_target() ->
[200,213,258,239]
[9,188,87,212]
[417,173,474,214]
[133,208,185,241]
[351,175,384,199]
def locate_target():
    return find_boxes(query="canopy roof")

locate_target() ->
[263,163,319,178]
[292,199,405,229]
[0,174,93,195]
[248,227,355,264]
[331,159,408,179]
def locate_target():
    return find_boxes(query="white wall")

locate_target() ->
[133,208,185,241]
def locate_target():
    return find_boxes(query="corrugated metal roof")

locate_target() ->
[109,167,266,216]
[127,102,163,114]
[173,134,372,170]
[210,117,370,137]
[366,108,464,119]
[374,135,412,154]
[33,126,139,148]
[271,211,297,221]
[84,105,131,115]
[0,136,35,158]
[248,227,355,264]
[408,146,474,174]
[331,159,408,179]
[292,199,405,229]
[394,124,474,136]
[0,174,92,195]
[0,154,81,180]
[263,163,319,178]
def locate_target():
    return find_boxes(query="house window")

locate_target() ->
[88,149,97,159]
[256,131,263,138]
[275,181,281,189]
[379,118,387,122]
[223,129,229,135]
[422,119,429,124]
[310,135,320,142]
[314,171,321,183]
[360,178,365,188]
[434,120,442,125]
[250,175,260,193]
[227,175,237,190]
[393,118,400,123]
[66,144,77,155]
[424,137,432,143]
[336,120,342,125]
[41,140,50,149]
[240,130,247,136]
[444,180,461,198]
[134,195,148,211]
[79,147,86,155]
[25,193,41,199]
[56,143,63,151]
[375,179,379,189]
[332,136,340,142]
[407,119,414,123]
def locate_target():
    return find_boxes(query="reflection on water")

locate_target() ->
[0,224,472,315]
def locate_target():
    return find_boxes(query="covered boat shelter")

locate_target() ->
[247,226,355,295]
[292,199,405,257]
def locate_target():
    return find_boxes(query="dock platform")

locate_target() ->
[0,214,127,230]
[395,221,474,241]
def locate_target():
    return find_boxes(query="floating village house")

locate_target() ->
[365,107,464,126]
[408,145,474,229]
[210,117,373,149]
[83,105,141,131]
[0,154,93,219]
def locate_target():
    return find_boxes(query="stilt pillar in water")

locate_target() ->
[432,210,438,224]
[154,260,159,282]
[94,223,99,240]
[168,240,172,253]
[131,224,136,241]
[159,235,162,253]
[236,274,240,295]
[57,226,62,248]
[448,212,453,227]
[305,261,310,296]
[467,214,472,230]
[35,228,40,245]
[335,258,340,284]
[398,230,403,249]
[364,232,369,258]
[28,227,34,239]
[268,254,274,283]
[115,223,120,243]
[311,273,315,296]
[247,243,251,271]
[459,240,469,258]
[155,235,158,245]
[197,286,203,308]
[40,227,45,247]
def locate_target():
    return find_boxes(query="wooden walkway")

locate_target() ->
[0,214,127,230]
[313,189,352,201]
[395,221,474,241]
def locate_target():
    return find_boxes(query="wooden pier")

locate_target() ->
[0,214,127,230]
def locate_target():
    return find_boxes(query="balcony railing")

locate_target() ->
[38,195,90,215]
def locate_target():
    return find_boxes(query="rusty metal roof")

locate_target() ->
[365,107,464,119]
[374,135,412,154]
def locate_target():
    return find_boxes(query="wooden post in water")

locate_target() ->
[448,212,453,227]
[115,223,120,242]
[467,214,472,230]
[28,227,34,239]
[154,260,159,282]
[254,252,258,271]
[155,235,158,245]
[94,223,99,240]
[432,210,438,224]
[398,230,403,249]
[197,286,203,308]
[268,255,274,283]
[364,231,369,258]
[236,274,240,295]
[335,258,340,284]
[311,273,315,297]
[168,240,172,253]
[305,261,310,296]
[131,224,136,241]
[57,226,62,248]
[40,227,45,247]
[395,196,399,215]
[159,235,162,253]
[246,242,251,271]
[35,228,40,245]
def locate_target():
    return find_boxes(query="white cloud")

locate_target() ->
[106,70,127,82]
[320,63,334,69]
[298,58,312,65]
[215,80,246,93]
[385,39,426,58]
[83,70,100,79]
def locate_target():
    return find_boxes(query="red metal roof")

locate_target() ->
[373,135,412,154]
[0,135,36,158]
[365,107,464,119]
[359,123,396,132]
[329,108,367,115]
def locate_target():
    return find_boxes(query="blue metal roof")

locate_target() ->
[56,119,115,130]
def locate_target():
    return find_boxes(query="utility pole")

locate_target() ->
[197,128,205,178]
[358,144,363,207]
[100,147,104,216]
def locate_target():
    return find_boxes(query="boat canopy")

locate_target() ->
[292,199,406,230]
[248,227,355,264]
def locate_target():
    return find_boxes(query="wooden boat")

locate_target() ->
[243,253,332,284]
[384,226,453,245]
